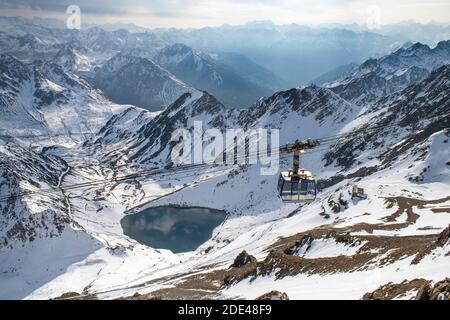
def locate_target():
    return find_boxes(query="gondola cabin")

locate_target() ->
[278,139,321,203]
[278,169,317,202]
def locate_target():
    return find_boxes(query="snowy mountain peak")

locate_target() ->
[0,56,124,141]
[53,43,92,73]
[154,43,275,108]
[379,40,449,70]
[158,90,230,122]
[251,85,343,114]
[92,52,193,111]
[325,40,450,105]
[435,40,450,51]
[155,43,202,68]
[86,89,236,166]
[407,42,431,53]
[162,43,194,55]
[17,33,49,50]
[0,53,30,81]
[238,85,358,142]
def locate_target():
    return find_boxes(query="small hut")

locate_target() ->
[352,185,368,199]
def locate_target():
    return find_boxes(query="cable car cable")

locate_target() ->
[0,111,448,203]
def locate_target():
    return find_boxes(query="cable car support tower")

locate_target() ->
[278,139,321,202]
[280,139,321,179]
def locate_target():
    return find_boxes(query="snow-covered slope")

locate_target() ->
[86,90,238,166]
[239,85,360,145]
[87,83,361,169]
[93,53,193,111]
[154,43,275,108]
[53,42,94,73]
[324,64,450,171]
[0,143,180,299]
[326,41,450,105]
[0,143,92,299]
[0,143,69,249]
[1,59,449,301]
[88,66,448,300]
[0,54,125,144]
[0,16,449,301]
[50,62,447,301]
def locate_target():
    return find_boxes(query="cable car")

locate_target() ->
[278,170,317,202]
[278,139,320,203]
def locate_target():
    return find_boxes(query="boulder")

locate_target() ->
[230,250,256,268]
[256,290,289,300]
[415,283,431,300]
[429,278,450,300]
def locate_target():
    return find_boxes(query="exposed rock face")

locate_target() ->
[284,234,315,255]
[0,54,119,139]
[363,278,450,300]
[0,143,70,249]
[324,65,450,171]
[93,53,193,111]
[238,85,356,131]
[429,279,450,300]
[416,278,450,300]
[412,225,450,264]
[363,279,430,300]
[86,90,239,166]
[53,292,98,300]
[230,250,256,269]
[222,251,258,286]
[256,290,289,300]
[325,41,450,105]
[415,283,431,300]
[154,43,274,108]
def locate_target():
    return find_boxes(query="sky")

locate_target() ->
[0,0,449,29]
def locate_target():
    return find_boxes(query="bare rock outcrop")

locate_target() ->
[229,250,256,269]
[256,291,289,300]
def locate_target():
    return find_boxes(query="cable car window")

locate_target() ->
[307,180,316,195]
[291,181,299,200]
[300,180,308,195]
[282,181,292,195]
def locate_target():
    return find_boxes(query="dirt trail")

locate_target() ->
[383,195,450,225]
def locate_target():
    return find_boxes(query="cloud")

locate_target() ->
[0,0,132,16]
[0,0,449,28]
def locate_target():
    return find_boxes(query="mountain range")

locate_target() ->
[324,41,450,105]
[0,16,449,300]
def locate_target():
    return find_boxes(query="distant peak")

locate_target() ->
[435,40,450,51]
[163,43,193,54]
[360,58,378,68]
[409,42,431,52]
[401,41,415,50]
[267,84,326,102]
[303,83,321,90]
[0,54,23,69]
[102,53,159,73]
[111,52,146,62]
[244,20,275,28]
[86,26,107,35]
